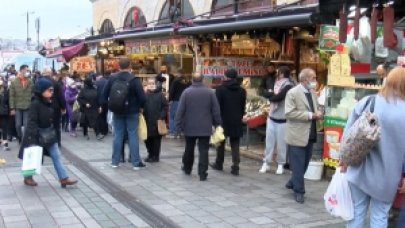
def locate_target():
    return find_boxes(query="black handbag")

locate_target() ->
[38,127,57,148]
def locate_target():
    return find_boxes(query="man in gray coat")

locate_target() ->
[285,68,322,204]
[175,72,222,181]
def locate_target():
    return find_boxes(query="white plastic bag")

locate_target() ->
[324,168,354,221]
[21,146,43,177]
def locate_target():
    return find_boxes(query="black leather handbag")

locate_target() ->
[38,127,57,148]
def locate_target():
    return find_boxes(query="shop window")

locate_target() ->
[158,0,195,24]
[212,0,275,15]
[99,19,114,35]
[124,7,147,29]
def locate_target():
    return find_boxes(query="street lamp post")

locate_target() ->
[24,11,35,49]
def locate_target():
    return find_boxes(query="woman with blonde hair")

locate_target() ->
[341,67,405,228]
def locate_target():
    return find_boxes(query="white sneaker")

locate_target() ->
[276,164,284,175]
[259,163,269,173]
[111,164,119,168]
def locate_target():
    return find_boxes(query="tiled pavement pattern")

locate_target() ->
[59,133,346,228]
[0,142,149,228]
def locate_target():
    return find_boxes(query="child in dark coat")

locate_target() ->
[143,78,167,162]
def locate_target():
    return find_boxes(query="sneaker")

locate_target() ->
[133,162,146,171]
[111,164,119,168]
[97,135,105,141]
[276,164,284,175]
[70,132,77,137]
[166,134,175,139]
[3,143,10,151]
[259,162,269,173]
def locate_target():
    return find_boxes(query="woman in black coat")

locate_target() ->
[0,78,10,150]
[18,78,77,187]
[210,69,247,175]
[77,76,99,140]
[143,79,168,162]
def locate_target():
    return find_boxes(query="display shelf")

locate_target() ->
[327,83,382,90]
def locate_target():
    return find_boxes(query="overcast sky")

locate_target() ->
[0,0,92,40]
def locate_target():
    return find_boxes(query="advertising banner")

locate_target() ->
[201,58,265,77]
[71,56,96,73]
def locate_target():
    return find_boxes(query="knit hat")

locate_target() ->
[35,78,53,94]
[225,68,238,79]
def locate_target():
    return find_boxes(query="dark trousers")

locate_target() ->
[286,143,313,194]
[0,116,8,141]
[397,203,405,228]
[145,136,162,160]
[182,136,210,177]
[53,112,61,146]
[215,137,240,170]
[97,104,109,135]
[61,113,69,131]
[7,115,17,140]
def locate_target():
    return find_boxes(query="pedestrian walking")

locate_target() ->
[210,69,246,176]
[167,69,190,138]
[102,58,146,170]
[0,78,10,151]
[9,64,34,143]
[175,72,222,181]
[18,78,77,187]
[341,67,405,228]
[143,78,167,162]
[284,68,321,204]
[6,75,18,142]
[65,72,82,137]
[39,68,66,147]
[95,71,110,139]
[77,76,99,140]
[259,66,294,175]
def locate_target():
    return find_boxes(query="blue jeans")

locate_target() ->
[347,183,391,228]
[47,143,68,180]
[112,114,140,166]
[15,109,29,139]
[169,101,179,135]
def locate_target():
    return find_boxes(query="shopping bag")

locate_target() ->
[324,168,354,221]
[21,146,43,177]
[73,100,80,112]
[138,114,147,141]
[210,126,225,147]
[157,120,168,136]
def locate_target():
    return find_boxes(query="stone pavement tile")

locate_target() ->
[251,206,273,213]
[81,218,102,228]
[60,224,86,228]
[51,211,76,218]
[0,208,25,216]
[184,209,211,217]
[194,215,222,224]
[222,216,249,225]
[206,222,234,228]
[93,213,110,221]
[168,215,197,224]
[4,221,31,228]
[126,214,150,227]
[71,207,92,220]
[178,221,207,228]
[3,215,28,223]
[234,223,263,228]
[249,216,276,225]
[55,217,81,226]
[97,220,116,228]
[208,210,235,218]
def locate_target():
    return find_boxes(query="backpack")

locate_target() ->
[108,76,135,114]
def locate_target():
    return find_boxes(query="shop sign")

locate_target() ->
[125,37,189,55]
[319,25,339,51]
[201,58,265,77]
[71,56,96,72]
[323,115,346,168]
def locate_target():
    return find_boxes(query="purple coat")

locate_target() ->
[65,86,79,119]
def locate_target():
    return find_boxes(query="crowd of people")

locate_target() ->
[2,57,405,227]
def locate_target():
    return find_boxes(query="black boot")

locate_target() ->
[210,162,223,171]
[231,165,239,176]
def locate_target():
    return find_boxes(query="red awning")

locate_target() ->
[47,41,85,62]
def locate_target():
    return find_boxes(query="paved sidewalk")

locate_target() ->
[61,133,345,228]
[0,142,149,228]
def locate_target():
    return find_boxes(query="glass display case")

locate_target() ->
[323,85,380,167]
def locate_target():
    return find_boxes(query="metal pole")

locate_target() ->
[26,12,29,49]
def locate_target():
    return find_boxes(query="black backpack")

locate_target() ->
[108,76,135,114]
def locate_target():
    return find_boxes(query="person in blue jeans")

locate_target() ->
[340,67,405,228]
[102,58,146,170]
[18,78,77,187]
[168,69,190,138]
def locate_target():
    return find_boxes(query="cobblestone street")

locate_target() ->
[0,132,346,227]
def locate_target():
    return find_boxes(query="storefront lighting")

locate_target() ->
[100,41,105,46]
[349,5,356,11]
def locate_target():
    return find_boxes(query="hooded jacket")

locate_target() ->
[215,79,247,138]
[144,86,168,137]
[77,77,98,127]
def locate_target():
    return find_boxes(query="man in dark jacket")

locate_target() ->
[103,58,146,170]
[210,69,246,176]
[174,72,222,181]
[95,71,110,139]
[155,65,174,95]
[39,68,66,147]
[258,62,276,98]
[168,69,190,138]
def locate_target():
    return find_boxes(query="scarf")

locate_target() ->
[268,78,289,115]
